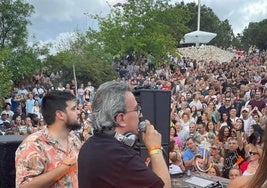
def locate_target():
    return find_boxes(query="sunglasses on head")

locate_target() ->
[249,151,259,156]
[210,147,218,150]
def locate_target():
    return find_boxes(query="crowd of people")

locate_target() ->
[1,45,267,186]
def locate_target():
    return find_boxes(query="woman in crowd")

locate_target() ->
[247,131,264,149]
[260,106,267,130]
[206,121,217,144]
[240,144,261,176]
[208,144,224,169]
[77,83,85,104]
[57,82,65,91]
[249,106,263,126]
[80,121,92,142]
[249,123,264,137]
[32,100,41,119]
[168,140,185,174]
[214,125,232,158]
[199,111,211,127]
[179,112,191,139]
[169,126,183,149]
[206,164,221,177]
[232,118,247,143]
[79,111,88,127]
[228,167,242,181]
[190,105,199,123]
[83,89,91,103]
[214,126,230,148]
[228,127,267,188]
[176,95,187,112]
[219,112,233,130]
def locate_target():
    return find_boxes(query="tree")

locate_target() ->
[214,19,235,48]
[0,0,47,98]
[88,0,188,66]
[45,33,117,88]
[242,19,267,51]
[0,47,13,99]
[0,0,34,48]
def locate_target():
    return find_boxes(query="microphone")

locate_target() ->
[138,120,168,166]
[139,121,146,132]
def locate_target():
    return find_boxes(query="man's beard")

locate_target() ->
[66,118,81,131]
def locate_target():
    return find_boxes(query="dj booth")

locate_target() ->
[0,135,231,188]
[171,171,230,188]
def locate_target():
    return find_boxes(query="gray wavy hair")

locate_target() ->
[90,81,132,131]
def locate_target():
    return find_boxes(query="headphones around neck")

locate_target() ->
[114,132,138,147]
[113,121,146,147]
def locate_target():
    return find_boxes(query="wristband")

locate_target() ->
[149,149,162,156]
[148,145,161,152]
[55,164,77,181]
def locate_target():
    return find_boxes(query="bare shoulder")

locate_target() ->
[227,175,253,188]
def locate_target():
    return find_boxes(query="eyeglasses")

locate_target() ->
[125,105,142,116]
[249,151,259,156]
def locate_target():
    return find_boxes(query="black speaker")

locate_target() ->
[133,89,171,163]
[0,135,26,188]
[134,89,171,144]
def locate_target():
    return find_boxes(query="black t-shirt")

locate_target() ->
[78,133,164,188]
[223,148,245,178]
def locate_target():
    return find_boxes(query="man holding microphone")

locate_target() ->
[78,81,171,188]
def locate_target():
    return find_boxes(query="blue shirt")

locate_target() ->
[183,146,209,170]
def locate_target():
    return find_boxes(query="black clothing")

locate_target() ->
[223,148,245,178]
[218,105,232,115]
[78,133,164,188]
[234,99,246,117]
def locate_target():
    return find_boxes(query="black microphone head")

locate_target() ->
[139,121,146,132]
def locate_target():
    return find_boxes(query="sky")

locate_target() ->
[26,0,267,47]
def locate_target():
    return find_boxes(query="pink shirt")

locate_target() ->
[16,128,82,188]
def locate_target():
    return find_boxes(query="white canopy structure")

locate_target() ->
[180,0,217,45]
[180,30,217,44]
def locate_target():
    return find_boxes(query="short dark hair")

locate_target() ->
[41,91,76,126]
[186,136,197,143]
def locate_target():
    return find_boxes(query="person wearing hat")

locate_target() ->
[240,107,254,135]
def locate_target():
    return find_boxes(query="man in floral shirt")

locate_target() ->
[16,91,82,188]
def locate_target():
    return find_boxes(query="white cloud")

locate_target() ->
[26,0,267,43]
[27,0,119,22]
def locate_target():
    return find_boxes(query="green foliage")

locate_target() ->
[242,19,267,51]
[0,48,13,100]
[43,0,267,89]
[45,33,117,88]
[213,19,235,48]
[0,0,34,48]
[0,0,46,97]
[88,0,188,65]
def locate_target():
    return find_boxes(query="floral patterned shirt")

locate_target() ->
[15,128,82,188]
